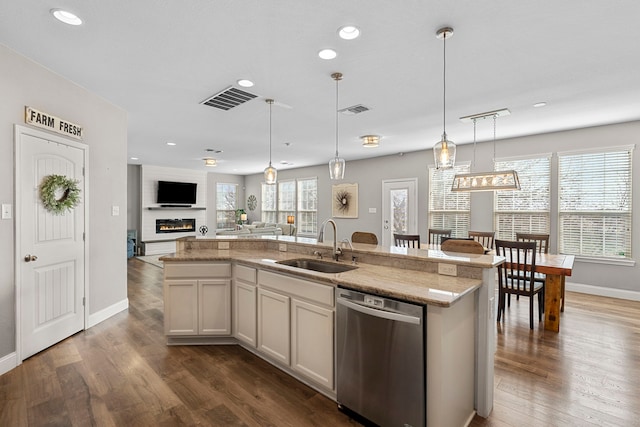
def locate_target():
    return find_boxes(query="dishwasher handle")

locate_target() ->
[337,297,421,325]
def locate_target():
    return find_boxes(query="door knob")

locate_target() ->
[24,254,38,262]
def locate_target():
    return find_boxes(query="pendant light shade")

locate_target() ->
[451,109,521,192]
[329,72,346,180]
[264,99,277,184]
[433,27,456,170]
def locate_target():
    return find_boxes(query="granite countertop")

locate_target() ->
[161,247,492,307]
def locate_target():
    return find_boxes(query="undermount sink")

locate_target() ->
[276,258,358,274]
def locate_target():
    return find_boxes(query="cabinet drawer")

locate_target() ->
[165,262,231,279]
[258,270,334,307]
[234,264,257,284]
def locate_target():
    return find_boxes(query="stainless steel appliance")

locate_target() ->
[336,287,425,427]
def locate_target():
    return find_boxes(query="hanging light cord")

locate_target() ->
[472,118,477,170]
[492,114,497,165]
[268,101,273,165]
[335,75,340,157]
[442,31,447,135]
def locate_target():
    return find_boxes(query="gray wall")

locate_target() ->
[0,44,128,360]
[245,121,640,293]
[127,165,141,237]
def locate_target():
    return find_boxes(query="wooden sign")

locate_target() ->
[25,106,83,140]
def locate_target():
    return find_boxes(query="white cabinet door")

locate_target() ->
[257,288,290,365]
[164,279,198,335]
[234,281,257,346]
[199,279,231,335]
[291,298,334,390]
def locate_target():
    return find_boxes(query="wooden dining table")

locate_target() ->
[502,252,575,332]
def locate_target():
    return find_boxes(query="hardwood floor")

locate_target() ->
[1,258,639,426]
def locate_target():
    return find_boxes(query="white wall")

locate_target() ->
[245,121,640,293]
[0,43,128,360]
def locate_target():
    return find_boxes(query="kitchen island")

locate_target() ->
[161,235,503,427]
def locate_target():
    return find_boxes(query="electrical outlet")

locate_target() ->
[111,205,120,216]
[218,241,230,249]
[279,244,287,252]
[438,263,457,276]
[1,204,11,220]
[368,207,377,214]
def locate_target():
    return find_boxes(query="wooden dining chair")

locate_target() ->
[515,232,563,311]
[351,231,378,245]
[468,231,495,250]
[440,239,485,254]
[495,239,544,329]
[394,233,420,248]
[428,228,451,245]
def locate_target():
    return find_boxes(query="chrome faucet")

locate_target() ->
[317,218,342,261]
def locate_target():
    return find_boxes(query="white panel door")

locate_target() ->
[17,126,86,359]
[381,178,418,247]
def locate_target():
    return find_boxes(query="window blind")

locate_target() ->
[494,156,551,241]
[261,183,277,223]
[429,163,470,238]
[558,147,633,258]
[297,177,318,235]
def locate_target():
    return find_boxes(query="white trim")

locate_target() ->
[557,144,635,156]
[0,352,18,376]
[574,256,635,267]
[566,282,640,302]
[14,124,89,362]
[87,298,129,328]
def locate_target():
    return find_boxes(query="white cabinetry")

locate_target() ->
[164,262,231,337]
[257,287,291,364]
[233,265,257,347]
[257,270,335,391]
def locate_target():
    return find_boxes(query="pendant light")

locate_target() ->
[329,72,346,180]
[451,109,520,191]
[263,99,277,184]
[433,27,457,170]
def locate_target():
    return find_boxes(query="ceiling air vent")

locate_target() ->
[339,104,370,115]
[201,86,258,111]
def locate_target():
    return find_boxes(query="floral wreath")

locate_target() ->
[40,174,81,215]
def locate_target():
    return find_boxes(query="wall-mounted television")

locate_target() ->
[157,180,197,206]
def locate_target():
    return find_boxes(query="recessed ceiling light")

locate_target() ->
[318,49,337,60]
[533,102,547,108]
[166,142,176,146]
[130,157,139,160]
[51,9,82,26]
[203,158,217,167]
[338,25,360,40]
[237,79,254,88]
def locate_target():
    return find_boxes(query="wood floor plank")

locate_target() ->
[2,258,640,426]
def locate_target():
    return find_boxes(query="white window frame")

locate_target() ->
[494,154,551,241]
[261,177,318,236]
[558,145,634,263]
[216,183,238,229]
[428,162,471,238]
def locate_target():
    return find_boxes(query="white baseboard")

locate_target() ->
[0,352,18,376]
[566,282,640,302]
[87,298,129,328]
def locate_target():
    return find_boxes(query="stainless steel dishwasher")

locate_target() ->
[336,287,425,427]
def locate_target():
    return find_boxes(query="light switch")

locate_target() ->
[1,204,11,219]
[112,205,120,216]
[368,207,377,214]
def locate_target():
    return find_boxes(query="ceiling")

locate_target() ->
[2,1,640,175]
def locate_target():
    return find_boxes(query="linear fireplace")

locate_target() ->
[156,218,196,234]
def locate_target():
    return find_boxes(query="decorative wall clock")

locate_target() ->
[247,194,257,211]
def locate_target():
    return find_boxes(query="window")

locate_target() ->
[216,183,238,228]
[261,178,317,235]
[494,155,551,241]
[558,146,633,259]
[261,183,277,223]
[277,180,296,224]
[429,163,470,238]
[297,177,318,235]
